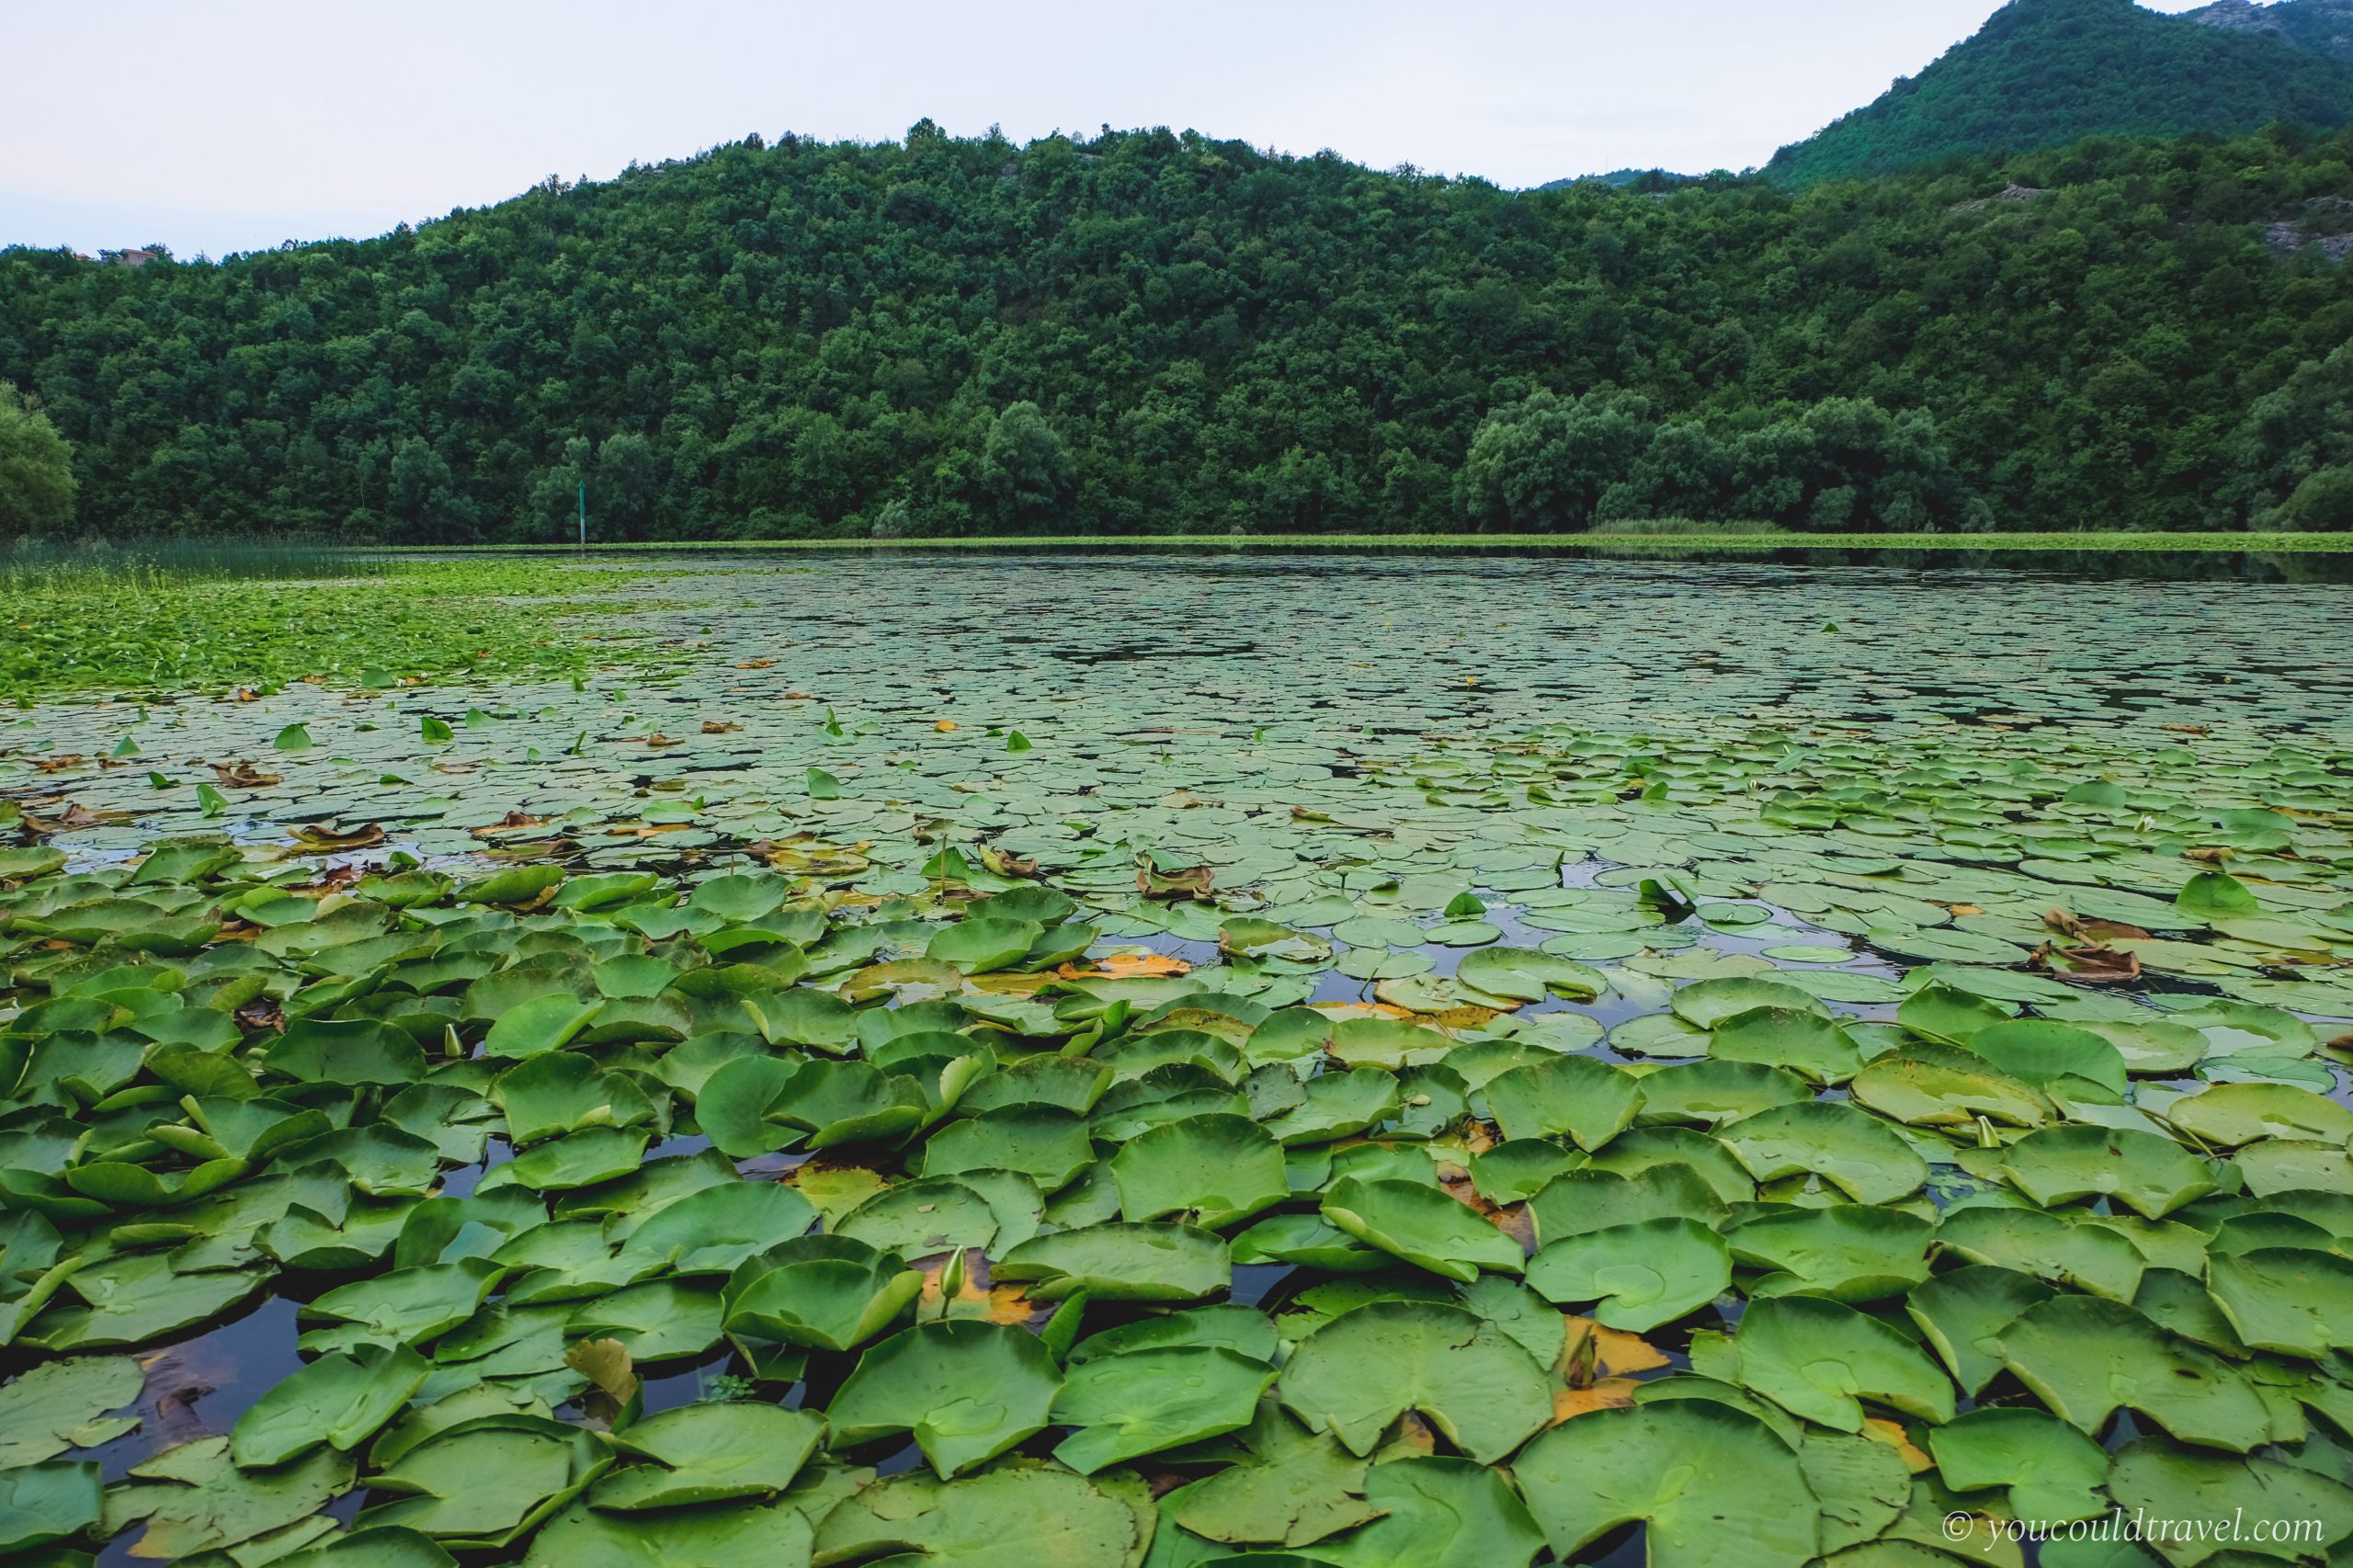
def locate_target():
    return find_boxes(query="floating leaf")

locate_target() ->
[1051,1346,1275,1472]
[1277,1301,1551,1463]
[826,1320,1061,1478]
[811,1463,1152,1568]
[231,1343,428,1467]
[995,1221,1230,1301]
[1996,1295,2271,1451]
[1516,1402,1817,1568]
[1526,1216,1731,1330]
[591,1403,825,1510]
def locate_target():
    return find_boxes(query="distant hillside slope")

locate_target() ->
[1768,0,2353,185]
[2188,0,2353,62]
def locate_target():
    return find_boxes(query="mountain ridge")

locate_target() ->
[1768,0,2353,185]
[2187,0,2353,62]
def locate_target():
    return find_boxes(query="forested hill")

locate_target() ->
[3,119,2352,540]
[1767,0,2353,186]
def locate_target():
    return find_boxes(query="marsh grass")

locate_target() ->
[0,551,651,700]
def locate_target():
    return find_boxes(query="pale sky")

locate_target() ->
[5,0,2220,260]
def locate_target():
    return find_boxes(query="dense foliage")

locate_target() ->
[0,384,75,535]
[5,113,2353,540]
[1768,0,2353,186]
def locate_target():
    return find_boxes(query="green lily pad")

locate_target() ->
[722,1236,923,1351]
[1709,1006,1865,1084]
[1927,1406,2110,1527]
[1310,1456,1545,1568]
[2105,1437,2353,1564]
[2168,1082,2353,1147]
[995,1221,1231,1302]
[0,1356,143,1467]
[525,1494,813,1568]
[591,1402,825,1509]
[1109,1114,1290,1228]
[826,1320,1062,1478]
[0,1462,103,1555]
[1318,1176,1523,1284]
[231,1343,429,1466]
[2205,1246,2353,1360]
[1277,1301,1551,1462]
[1998,1125,2217,1219]
[1717,1103,1928,1204]
[107,1436,355,1559]
[1526,1216,1732,1329]
[26,1255,267,1351]
[1673,978,1826,1029]
[1709,1295,1955,1431]
[1934,1206,2146,1301]
[1904,1265,2056,1396]
[358,1415,608,1549]
[1726,1204,1933,1302]
[1996,1294,2271,1451]
[1050,1346,1277,1473]
[1481,1053,1642,1150]
[811,1463,1153,1568]
[1515,1402,1817,1568]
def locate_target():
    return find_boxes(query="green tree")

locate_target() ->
[0,383,76,536]
[978,403,1074,530]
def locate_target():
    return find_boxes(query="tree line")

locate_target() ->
[2,118,2350,540]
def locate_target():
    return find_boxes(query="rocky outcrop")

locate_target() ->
[2187,0,2353,62]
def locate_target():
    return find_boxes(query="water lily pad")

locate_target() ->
[1709,1295,1954,1431]
[811,1462,1153,1568]
[231,1343,428,1467]
[921,1106,1095,1191]
[0,1462,102,1555]
[1927,1406,2109,1527]
[2107,1438,2353,1563]
[358,1415,608,1549]
[1165,1403,1381,1548]
[26,1255,267,1351]
[1515,1401,1817,1568]
[1454,948,1606,1002]
[107,1436,355,1559]
[1904,1265,2056,1395]
[1995,1295,2270,1451]
[1717,1103,1927,1205]
[1727,1204,1933,1302]
[995,1221,1230,1301]
[591,1403,825,1509]
[722,1236,923,1351]
[1481,1053,1642,1150]
[1318,1176,1522,1284]
[1934,1206,2145,1301]
[1259,1069,1402,1145]
[1528,1162,1729,1242]
[1050,1346,1276,1472]
[1277,1301,1551,1462]
[525,1494,813,1568]
[1673,978,1825,1029]
[826,1320,1061,1478]
[1526,1216,1731,1329]
[0,1356,143,1467]
[1310,1456,1545,1568]
[2167,1082,2353,1147]
[2204,1246,2353,1360]
[1998,1125,2216,1219]
[564,1281,723,1363]
[1709,1006,1865,1084]
[1109,1114,1289,1228]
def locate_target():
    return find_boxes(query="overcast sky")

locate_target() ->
[6,0,2219,259]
